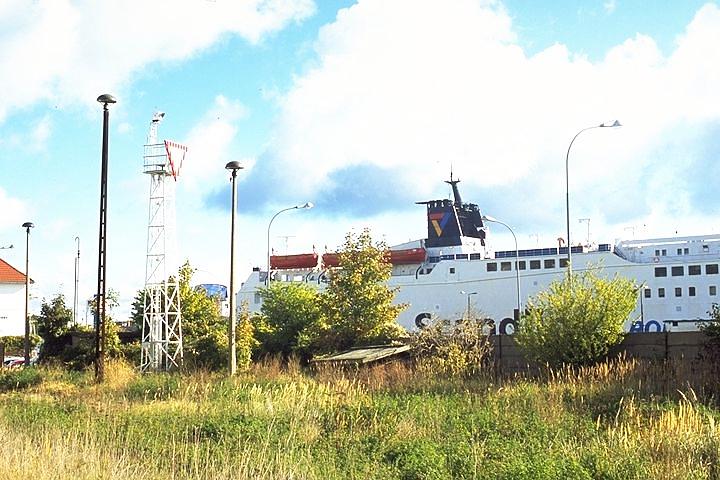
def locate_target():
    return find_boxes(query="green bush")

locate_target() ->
[516,268,637,367]
[0,367,42,392]
[384,439,448,480]
[412,318,493,377]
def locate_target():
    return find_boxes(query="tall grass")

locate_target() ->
[0,358,717,479]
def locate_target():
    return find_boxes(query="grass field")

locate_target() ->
[0,358,718,479]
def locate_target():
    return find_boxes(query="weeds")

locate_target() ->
[0,358,717,479]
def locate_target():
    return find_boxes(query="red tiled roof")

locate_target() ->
[0,258,30,284]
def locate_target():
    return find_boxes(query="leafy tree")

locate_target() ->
[515,268,637,367]
[301,229,406,353]
[36,294,73,359]
[256,282,323,358]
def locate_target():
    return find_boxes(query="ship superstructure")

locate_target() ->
[238,177,720,334]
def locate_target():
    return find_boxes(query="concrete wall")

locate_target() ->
[0,284,26,336]
[489,331,714,373]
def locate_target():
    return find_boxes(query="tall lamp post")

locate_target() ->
[73,236,80,327]
[482,215,521,318]
[565,120,621,274]
[225,161,244,376]
[95,93,116,382]
[459,290,477,320]
[22,222,34,366]
[266,202,314,286]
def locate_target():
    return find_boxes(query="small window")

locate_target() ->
[469,253,482,260]
[707,264,719,275]
[711,286,717,296]
[684,248,689,255]
[689,265,701,276]
[544,259,556,269]
[658,288,665,298]
[254,292,261,304]
[487,263,497,272]
[703,245,709,253]
[644,288,651,298]
[518,261,526,270]
[677,248,683,255]
[689,286,696,297]
[662,249,667,256]
[449,267,455,274]
[675,287,682,297]
[500,261,511,271]
[671,266,684,277]
[654,267,667,277]
[455,254,468,260]
[655,249,660,256]
[530,260,541,270]
[559,258,569,268]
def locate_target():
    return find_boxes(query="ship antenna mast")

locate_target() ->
[445,164,463,205]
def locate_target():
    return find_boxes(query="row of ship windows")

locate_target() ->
[644,285,717,298]
[654,264,718,277]
[653,245,711,256]
[484,259,568,273]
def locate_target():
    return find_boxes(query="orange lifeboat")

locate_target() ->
[270,253,319,269]
[388,248,426,264]
[322,248,426,268]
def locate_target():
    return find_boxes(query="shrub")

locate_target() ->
[0,367,42,392]
[256,282,323,359]
[516,268,637,367]
[412,318,493,377]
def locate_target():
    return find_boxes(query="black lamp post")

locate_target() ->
[22,222,34,366]
[225,160,244,376]
[95,93,116,382]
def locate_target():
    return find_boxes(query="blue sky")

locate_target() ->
[1,0,719,320]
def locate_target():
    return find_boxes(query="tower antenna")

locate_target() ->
[140,111,186,372]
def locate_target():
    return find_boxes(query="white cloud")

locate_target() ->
[0,188,28,231]
[259,0,720,243]
[604,0,617,14]
[181,95,249,189]
[0,0,316,123]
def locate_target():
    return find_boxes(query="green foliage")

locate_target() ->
[256,282,323,358]
[385,439,448,480]
[0,367,42,392]
[0,335,41,355]
[700,303,720,338]
[131,261,227,371]
[35,294,73,360]
[236,303,257,372]
[516,268,637,366]
[412,318,493,377]
[302,229,406,354]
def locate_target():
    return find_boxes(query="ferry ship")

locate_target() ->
[238,177,720,334]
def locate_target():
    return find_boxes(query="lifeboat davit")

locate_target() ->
[322,248,426,268]
[270,253,319,269]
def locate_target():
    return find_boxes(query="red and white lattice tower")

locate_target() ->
[140,112,186,371]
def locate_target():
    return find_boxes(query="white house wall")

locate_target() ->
[0,284,26,336]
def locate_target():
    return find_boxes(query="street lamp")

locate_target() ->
[459,290,477,320]
[225,160,244,376]
[266,202,314,286]
[22,222,34,366]
[73,236,80,327]
[95,93,116,382]
[565,120,621,274]
[482,215,522,318]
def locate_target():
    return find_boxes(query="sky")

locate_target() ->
[1,0,719,321]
